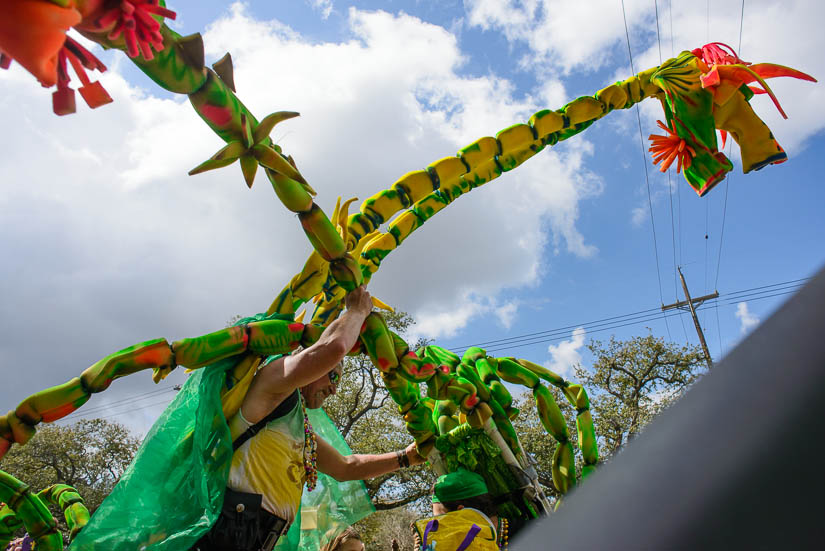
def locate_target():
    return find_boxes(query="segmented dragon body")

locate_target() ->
[0,0,816,543]
[0,470,90,551]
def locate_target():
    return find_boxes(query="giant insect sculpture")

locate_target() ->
[0,470,90,551]
[0,1,816,548]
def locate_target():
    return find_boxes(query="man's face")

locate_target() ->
[300,363,342,409]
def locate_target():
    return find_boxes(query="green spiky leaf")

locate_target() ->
[253,111,300,144]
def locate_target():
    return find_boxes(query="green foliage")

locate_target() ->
[0,419,139,511]
[574,333,707,455]
[0,419,139,543]
[511,332,707,505]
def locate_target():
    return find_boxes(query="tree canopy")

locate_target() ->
[511,332,708,503]
[0,418,139,543]
[575,333,708,454]
[0,419,139,512]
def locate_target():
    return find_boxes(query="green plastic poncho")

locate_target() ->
[70,319,374,550]
[69,359,232,551]
[275,408,375,550]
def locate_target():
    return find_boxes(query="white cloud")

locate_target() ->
[1,5,606,427]
[465,0,655,74]
[411,295,488,340]
[735,302,760,335]
[307,0,334,19]
[200,4,602,332]
[631,204,648,226]
[544,327,586,378]
[409,295,520,340]
[495,301,519,330]
[465,0,825,224]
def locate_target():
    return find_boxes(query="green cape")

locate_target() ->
[70,349,374,549]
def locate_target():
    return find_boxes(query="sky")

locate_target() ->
[1,0,823,437]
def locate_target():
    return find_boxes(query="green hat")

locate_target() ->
[432,469,488,503]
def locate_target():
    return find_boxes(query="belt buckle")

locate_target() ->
[261,519,290,551]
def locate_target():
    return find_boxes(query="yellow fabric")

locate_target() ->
[220,354,263,420]
[712,93,786,173]
[413,508,498,551]
[226,400,306,521]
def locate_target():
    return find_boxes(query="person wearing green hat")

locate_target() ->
[412,469,510,550]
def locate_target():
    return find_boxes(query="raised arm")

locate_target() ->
[316,435,425,482]
[279,285,373,390]
[241,286,373,422]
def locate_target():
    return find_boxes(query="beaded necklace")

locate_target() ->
[497,517,509,551]
[301,400,318,492]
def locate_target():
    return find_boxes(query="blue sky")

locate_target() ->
[1,0,823,435]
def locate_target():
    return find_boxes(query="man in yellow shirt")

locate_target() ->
[195,286,425,551]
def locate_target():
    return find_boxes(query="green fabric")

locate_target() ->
[69,311,287,551]
[276,408,375,551]
[435,425,517,497]
[432,469,488,504]
[69,361,233,551]
[68,309,373,551]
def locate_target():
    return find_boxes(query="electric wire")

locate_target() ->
[92,397,178,422]
[57,279,808,421]
[57,387,177,423]
[656,0,690,344]
[471,286,801,356]
[708,0,747,356]
[59,387,174,419]
[622,0,671,340]
[714,0,747,313]
[452,277,809,351]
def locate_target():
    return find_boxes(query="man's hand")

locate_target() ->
[345,285,372,316]
[405,442,427,466]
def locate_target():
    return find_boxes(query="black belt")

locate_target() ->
[194,488,291,551]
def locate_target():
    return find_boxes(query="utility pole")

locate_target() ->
[662,267,717,368]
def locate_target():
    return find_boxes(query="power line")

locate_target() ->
[654,0,664,62]
[714,0,746,292]
[470,286,800,356]
[725,283,803,304]
[452,277,809,352]
[655,0,690,344]
[57,280,807,421]
[92,396,177,422]
[714,177,730,289]
[57,387,177,423]
[722,278,808,298]
[714,300,723,358]
[621,0,671,341]
[738,0,746,53]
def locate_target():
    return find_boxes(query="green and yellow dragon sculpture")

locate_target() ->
[0,1,816,548]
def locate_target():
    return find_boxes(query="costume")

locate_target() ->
[69,362,233,551]
[68,310,373,551]
[413,508,499,551]
[431,469,489,504]
[193,388,309,551]
[227,391,307,522]
[412,469,505,550]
